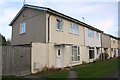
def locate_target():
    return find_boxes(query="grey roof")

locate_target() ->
[10,4,103,32]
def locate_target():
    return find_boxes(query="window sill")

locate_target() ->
[56,29,63,32]
[69,32,80,36]
[70,61,80,64]
[19,33,25,35]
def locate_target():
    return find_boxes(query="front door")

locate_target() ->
[56,47,63,68]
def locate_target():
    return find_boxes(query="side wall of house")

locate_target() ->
[101,34,111,48]
[11,8,46,45]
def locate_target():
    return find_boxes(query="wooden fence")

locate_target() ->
[2,46,31,76]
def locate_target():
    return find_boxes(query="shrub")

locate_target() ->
[42,65,48,72]
[82,61,87,65]
[93,58,102,63]
[99,53,109,60]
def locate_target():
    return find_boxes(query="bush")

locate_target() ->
[93,58,102,63]
[82,61,87,65]
[99,53,109,60]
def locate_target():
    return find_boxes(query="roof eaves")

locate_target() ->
[47,8,102,33]
[9,4,47,26]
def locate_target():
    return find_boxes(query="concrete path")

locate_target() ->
[68,70,77,80]
[24,75,49,80]
[106,70,120,79]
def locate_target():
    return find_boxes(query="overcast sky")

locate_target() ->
[0,0,119,40]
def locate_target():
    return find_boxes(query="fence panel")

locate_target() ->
[2,46,31,76]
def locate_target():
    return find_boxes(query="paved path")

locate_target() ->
[24,75,49,80]
[106,69,120,79]
[68,70,77,80]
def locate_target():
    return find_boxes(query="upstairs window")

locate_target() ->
[20,22,26,34]
[96,32,99,39]
[71,46,80,62]
[88,29,94,37]
[56,18,63,31]
[70,23,79,34]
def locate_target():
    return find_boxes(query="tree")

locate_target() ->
[0,34,6,46]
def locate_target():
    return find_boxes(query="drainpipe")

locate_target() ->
[101,32,103,60]
[48,14,52,43]
[47,13,52,67]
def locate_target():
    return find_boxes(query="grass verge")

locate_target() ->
[72,58,119,78]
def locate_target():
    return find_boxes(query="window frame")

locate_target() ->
[20,21,26,34]
[70,23,80,34]
[88,29,94,38]
[96,32,99,39]
[89,47,94,59]
[71,45,80,62]
[56,18,63,31]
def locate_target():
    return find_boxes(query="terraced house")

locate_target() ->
[110,36,119,57]
[10,4,119,74]
[101,33,111,58]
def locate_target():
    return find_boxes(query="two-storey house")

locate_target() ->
[10,4,103,73]
[101,33,111,58]
[110,36,118,57]
[84,27,102,62]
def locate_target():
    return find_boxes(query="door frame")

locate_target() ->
[56,46,64,68]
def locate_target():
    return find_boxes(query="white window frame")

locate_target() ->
[71,45,80,62]
[89,47,94,59]
[88,29,94,37]
[20,21,26,34]
[56,18,63,31]
[96,32,99,39]
[70,23,79,34]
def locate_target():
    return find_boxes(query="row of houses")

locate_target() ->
[9,4,120,74]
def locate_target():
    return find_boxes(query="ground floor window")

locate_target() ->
[113,48,116,57]
[89,47,94,59]
[96,48,99,55]
[71,46,80,62]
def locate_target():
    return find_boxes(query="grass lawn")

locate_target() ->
[39,71,69,78]
[72,57,119,78]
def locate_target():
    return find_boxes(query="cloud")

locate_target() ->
[0,8,18,39]
[0,8,18,24]
[1,0,119,2]
[99,19,114,31]
[0,0,4,5]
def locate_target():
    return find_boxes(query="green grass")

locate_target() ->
[40,71,69,78]
[72,58,119,78]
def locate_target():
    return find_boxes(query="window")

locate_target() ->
[20,22,26,34]
[89,47,94,59]
[71,46,80,62]
[56,18,63,31]
[70,23,79,34]
[96,32,99,39]
[88,29,94,37]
